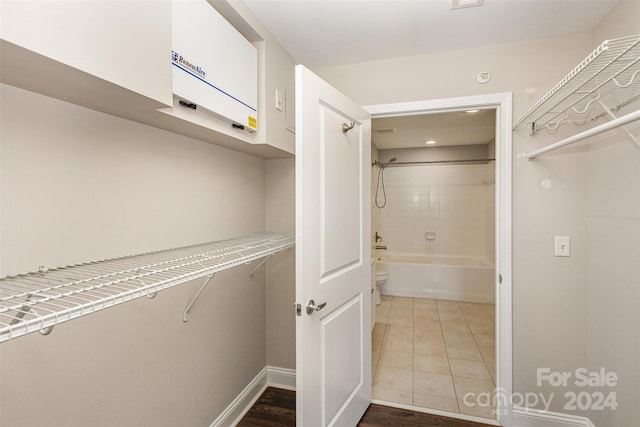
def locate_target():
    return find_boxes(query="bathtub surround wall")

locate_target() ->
[376,146,495,261]
[317,11,639,421]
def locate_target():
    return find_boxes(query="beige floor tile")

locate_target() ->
[382,336,414,353]
[372,386,413,405]
[414,297,436,304]
[468,322,494,336]
[463,310,493,324]
[449,358,492,382]
[372,364,377,379]
[372,332,384,352]
[459,302,486,313]
[373,366,413,392]
[387,312,414,327]
[415,328,444,343]
[414,371,456,398]
[414,300,437,310]
[372,349,380,366]
[371,297,496,417]
[390,297,414,309]
[378,298,392,308]
[414,393,459,413]
[414,309,439,320]
[375,309,389,323]
[384,324,414,342]
[373,322,387,337]
[445,342,484,361]
[473,334,495,347]
[437,311,465,321]
[482,303,495,313]
[436,303,461,313]
[443,331,475,347]
[414,318,442,333]
[479,345,496,363]
[389,306,414,319]
[414,354,450,375]
[487,362,496,384]
[415,339,448,358]
[379,350,413,370]
[381,294,392,302]
[440,320,471,335]
[453,376,495,400]
[458,399,496,419]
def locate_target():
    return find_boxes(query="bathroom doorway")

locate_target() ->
[366,93,512,425]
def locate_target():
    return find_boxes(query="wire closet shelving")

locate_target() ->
[0,232,295,344]
[513,34,640,159]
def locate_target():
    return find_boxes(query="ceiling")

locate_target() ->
[244,0,619,69]
[372,109,496,149]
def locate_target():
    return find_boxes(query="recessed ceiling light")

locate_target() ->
[452,0,484,9]
[425,140,436,145]
[465,109,481,113]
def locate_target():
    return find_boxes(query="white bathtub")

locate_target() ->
[376,253,495,303]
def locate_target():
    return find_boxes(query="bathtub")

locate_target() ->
[376,253,495,303]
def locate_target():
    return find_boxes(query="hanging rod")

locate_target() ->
[526,109,640,160]
[384,158,495,166]
[0,232,295,344]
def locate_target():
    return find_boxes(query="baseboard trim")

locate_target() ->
[266,366,296,390]
[513,406,595,427]
[210,366,296,427]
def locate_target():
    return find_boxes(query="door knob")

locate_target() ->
[306,299,327,315]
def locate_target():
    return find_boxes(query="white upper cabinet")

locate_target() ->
[0,0,294,158]
[0,0,172,108]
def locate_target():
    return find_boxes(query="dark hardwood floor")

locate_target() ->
[237,387,494,427]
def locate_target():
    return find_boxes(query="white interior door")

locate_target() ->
[295,65,372,427]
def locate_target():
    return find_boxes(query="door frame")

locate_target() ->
[365,92,513,426]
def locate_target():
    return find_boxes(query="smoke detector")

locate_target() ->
[452,0,484,9]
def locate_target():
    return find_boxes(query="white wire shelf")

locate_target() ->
[0,232,295,344]
[513,34,640,134]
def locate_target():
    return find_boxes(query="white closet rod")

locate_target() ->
[527,109,640,160]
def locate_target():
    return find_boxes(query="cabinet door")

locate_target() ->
[0,0,172,105]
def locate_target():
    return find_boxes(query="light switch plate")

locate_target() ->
[555,236,570,257]
[275,89,283,112]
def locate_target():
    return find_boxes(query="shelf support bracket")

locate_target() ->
[183,273,216,322]
[596,99,640,150]
[248,255,272,280]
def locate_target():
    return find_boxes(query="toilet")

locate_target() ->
[374,269,388,305]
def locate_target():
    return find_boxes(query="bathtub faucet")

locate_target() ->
[375,245,387,250]
[374,231,382,243]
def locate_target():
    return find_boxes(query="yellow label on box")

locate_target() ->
[247,116,257,130]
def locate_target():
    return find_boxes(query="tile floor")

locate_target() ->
[372,295,496,419]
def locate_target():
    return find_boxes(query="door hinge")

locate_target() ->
[498,274,502,284]
[295,303,302,316]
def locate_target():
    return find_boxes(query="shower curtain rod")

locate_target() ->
[383,158,495,166]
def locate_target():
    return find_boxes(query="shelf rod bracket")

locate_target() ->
[248,255,272,280]
[596,99,640,150]
[183,273,216,322]
[527,109,640,160]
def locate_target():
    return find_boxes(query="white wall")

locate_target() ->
[587,2,640,425]
[265,158,296,369]
[317,32,595,414]
[0,83,267,426]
